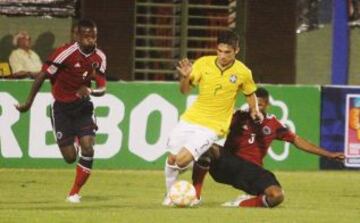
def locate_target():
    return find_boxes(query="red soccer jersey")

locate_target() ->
[224,110,296,166]
[42,42,107,102]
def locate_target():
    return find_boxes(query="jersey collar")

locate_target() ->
[214,58,236,75]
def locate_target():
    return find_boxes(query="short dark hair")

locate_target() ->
[255,87,269,100]
[77,19,97,29]
[217,30,239,49]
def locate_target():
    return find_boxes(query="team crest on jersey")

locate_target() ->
[229,74,237,83]
[74,62,81,68]
[262,126,271,135]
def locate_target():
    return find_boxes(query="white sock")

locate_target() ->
[164,160,179,193]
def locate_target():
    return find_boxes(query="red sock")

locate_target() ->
[239,195,267,207]
[192,163,208,199]
[69,164,91,196]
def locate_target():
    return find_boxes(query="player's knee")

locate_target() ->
[78,136,95,156]
[167,154,176,166]
[63,154,77,164]
[196,153,211,169]
[271,190,284,206]
[81,145,94,157]
[60,145,77,164]
[175,149,193,168]
[266,187,284,207]
[175,157,190,168]
[175,155,192,168]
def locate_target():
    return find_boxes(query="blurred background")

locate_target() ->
[0,0,359,84]
[0,0,360,170]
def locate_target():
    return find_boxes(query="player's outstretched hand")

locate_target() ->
[76,85,91,98]
[176,58,192,78]
[329,152,345,162]
[15,102,32,113]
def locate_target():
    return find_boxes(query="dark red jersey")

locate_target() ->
[42,42,106,102]
[224,110,296,166]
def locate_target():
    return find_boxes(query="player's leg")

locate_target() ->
[208,150,239,186]
[58,141,83,204]
[230,185,283,208]
[51,102,78,164]
[263,185,284,207]
[51,101,90,203]
[222,159,283,208]
[207,152,268,207]
[163,148,195,204]
[237,170,283,208]
[164,153,178,193]
[175,123,218,169]
[59,144,77,164]
[191,145,220,199]
[174,147,195,168]
[164,121,200,192]
[67,99,97,202]
[68,135,95,199]
[163,122,187,196]
[163,121,218,205]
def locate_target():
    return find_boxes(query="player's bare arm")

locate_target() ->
[245,93,264,123]
[177,58,193,94]
[293,135,345,161]
[15,71,47,112]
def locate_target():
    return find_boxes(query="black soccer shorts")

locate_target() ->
[209,151,281,195]
[50,98,97,147]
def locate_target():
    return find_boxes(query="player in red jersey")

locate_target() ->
[15,19,106,203]
[192,87,344,207]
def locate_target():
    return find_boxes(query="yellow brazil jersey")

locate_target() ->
[181,55,256,136]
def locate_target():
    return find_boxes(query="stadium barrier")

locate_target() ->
[0,80,320,170]
[320,86,360,169]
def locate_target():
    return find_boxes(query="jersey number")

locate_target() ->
[248,133,256,144]
[214,84,222,95]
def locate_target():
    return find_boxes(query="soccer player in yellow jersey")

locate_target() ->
[162,30,264,206]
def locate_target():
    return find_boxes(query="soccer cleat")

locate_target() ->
[66,194,81,203]
[221,194,254,207]
[189,197,202,207]
[161,193,174,207]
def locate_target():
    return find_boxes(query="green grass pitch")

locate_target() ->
[0,169,359,223]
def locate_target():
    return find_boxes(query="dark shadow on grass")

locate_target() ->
[83,195,123,202]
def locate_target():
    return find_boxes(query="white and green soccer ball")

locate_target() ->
[169,180,197,207]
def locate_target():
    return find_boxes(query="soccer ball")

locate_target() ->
[169,180,197,207]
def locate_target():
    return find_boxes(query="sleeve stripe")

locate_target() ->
[96,49,107,73]
[46,43,77,76]
[53,43,78,64]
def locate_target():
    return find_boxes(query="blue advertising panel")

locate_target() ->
[320,86,360,169]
